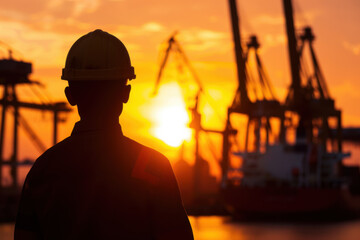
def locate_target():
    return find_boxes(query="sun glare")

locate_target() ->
[153,104,192,147]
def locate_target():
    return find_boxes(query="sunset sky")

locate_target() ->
[0,0,359,173]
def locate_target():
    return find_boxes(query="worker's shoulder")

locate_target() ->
[27,136,75,176]
[124,137,174,178]
[124,136,168,162]
[37,136,74,160]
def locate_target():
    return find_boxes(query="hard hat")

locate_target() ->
[61,29,136,81]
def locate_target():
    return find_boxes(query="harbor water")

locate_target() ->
[2,216,360,240]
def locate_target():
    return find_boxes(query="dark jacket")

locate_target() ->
[15,121,193,240]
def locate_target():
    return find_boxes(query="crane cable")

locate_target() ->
[7,108,47,153]
[154,34,227,124]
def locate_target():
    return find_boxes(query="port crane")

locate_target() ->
[222,0,348,211]
[0,47,72,192]
[220,0,358,218]
[282,0,342,153]
[222,0,344,185]
[222,0,285,185]
[153,33,234,203]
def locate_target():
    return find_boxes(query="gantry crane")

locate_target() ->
[282,0,342,152]
[153,33,233,202]
[222,0,284,184]
[0,47,72,191]
[222,0,344,187]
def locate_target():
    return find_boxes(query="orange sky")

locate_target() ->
[0,0,359,171]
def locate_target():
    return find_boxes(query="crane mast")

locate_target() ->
[283,0,302,109]
[228,0,249,110]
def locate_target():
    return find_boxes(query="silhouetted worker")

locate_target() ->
[15,29,194,240]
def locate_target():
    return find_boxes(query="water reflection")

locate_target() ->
[189,216,360,240]
[0,224,14,240]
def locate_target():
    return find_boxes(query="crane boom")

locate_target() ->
[7,108,47,153]
[153,33,204,96]
[153,36,175,96]
[18,113,47,152]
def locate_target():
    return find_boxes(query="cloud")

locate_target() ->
[46,0,63,9]
[180,29,228,52]
[197,30,226,41]
[262,33,286,49]
[343,41,360,55]
[142,22,164,32]
[0,20,76,66]
[0,9,26,22]
[72,0,101,16]
[292,7,322,27]
[28,14,93,34]
[253,14,284,26]
[0,1,99,35]
[252,10,321,28]
[47,0,101,17]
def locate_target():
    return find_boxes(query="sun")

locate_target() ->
[148,82,193,147]
[153,104,192,147]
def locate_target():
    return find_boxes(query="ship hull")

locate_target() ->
[222,186,360,220]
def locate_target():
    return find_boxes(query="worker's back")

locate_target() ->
[16,121,193,239]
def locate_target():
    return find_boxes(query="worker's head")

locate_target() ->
[61,29,135,120]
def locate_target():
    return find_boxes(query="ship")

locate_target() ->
[0,48,71,221]
[220,0,360,219]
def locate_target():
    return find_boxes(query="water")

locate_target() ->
[0,223,13,240]
[189,216,360,240]
[2,216,360,240]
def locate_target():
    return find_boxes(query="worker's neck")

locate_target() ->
[79,114,120,128]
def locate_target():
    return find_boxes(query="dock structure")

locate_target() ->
[0,51,71,191]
